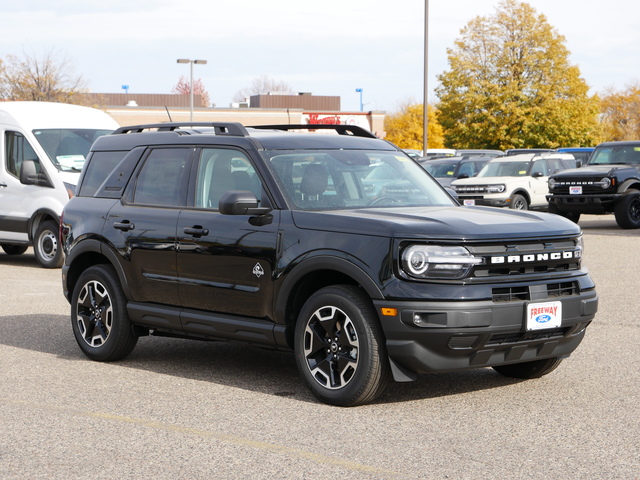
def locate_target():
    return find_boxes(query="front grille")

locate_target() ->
[491,282,578,302]
[487,327,571,346]
[551,177,615,195]
[467,238,582,280]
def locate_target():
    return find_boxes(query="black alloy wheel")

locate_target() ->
[294,285,390,407]
[614,191,640,229]
[71,265,138,362]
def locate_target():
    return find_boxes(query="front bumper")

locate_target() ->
[457,195,510,207]
[547,193,621,214]
[373,289,597,377]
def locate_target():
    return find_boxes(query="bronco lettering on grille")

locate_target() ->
[490,251,578,264]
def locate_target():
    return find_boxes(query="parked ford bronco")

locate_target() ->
[61,123,598,406]
[547,141,640,228]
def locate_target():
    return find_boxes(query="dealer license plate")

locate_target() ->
[526,301,562,331]
[569,186,582,195]
[463,199,476,206]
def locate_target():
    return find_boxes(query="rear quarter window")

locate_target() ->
[77,151,128,197]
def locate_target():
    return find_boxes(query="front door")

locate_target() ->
[176,147,279,320]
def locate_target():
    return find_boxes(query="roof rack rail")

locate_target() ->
[112,122,249,137]
[249,124,377,138]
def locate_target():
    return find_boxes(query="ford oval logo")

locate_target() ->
[535,314,552,324]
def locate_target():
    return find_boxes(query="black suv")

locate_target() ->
[547,141,640,228]
[61,123,598,406]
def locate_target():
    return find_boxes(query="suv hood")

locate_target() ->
[552,165,638,178]
[291,206,579,240]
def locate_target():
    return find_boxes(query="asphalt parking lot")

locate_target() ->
[0,214,638,480]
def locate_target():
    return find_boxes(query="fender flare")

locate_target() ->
[274,255,384,323]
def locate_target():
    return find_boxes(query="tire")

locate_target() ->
[492,357,563,379]
[71,264,138,362]
[614,191,640,229]
[1,245,28,255]
[33,220,64,268]
[509,194,528,210]
[548,202,581,223]
[294,285,390,407]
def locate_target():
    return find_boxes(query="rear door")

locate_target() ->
[103,146,194,307]
[176,147,279,322]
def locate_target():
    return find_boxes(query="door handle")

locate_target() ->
[0,183,7,187]
[113,220,135,231]
[183,226,209,237]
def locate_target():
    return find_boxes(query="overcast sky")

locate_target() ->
[3,0,640,112]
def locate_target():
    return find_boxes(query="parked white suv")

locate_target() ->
[451,153,577,210]
[0,102,118,267]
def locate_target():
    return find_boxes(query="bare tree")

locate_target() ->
[233,75,293,102]
[0,50,89,104]
[171,75,211,107]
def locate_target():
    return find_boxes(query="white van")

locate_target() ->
[0,102,119,267]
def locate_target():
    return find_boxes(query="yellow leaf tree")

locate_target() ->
[599,82,640,141]
[384,102,445,151]
[435,0,601,149]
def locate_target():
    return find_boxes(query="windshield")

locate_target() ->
[478,161,531,177]
[423,161,459,178]
[589,145,640,165]
[33,128,114,172]
[265,149,454,210]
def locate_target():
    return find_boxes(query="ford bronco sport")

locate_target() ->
[61,123,598,406]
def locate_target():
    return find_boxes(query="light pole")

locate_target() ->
[177,58,207,121]
[423,0,429,155]
[355,88,363,112]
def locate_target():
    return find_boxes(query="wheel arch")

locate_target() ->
[64,239,132,303]
[28,208,60,241]
[275,255,384,347]
[618,179,640,194]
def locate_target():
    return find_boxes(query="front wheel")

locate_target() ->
[509,194,528,210]
[294,285,390,407]
[71,264,138,362]
[614,191,640,229]
[34,220,64,268]
[492,357,563,379]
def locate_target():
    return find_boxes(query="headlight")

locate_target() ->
[487,184,506,193]
[599,177,612,189]
[401,245,484,279]
[548,178,557,189]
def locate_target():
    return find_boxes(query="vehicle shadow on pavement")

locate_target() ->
[0,313,524,406]
[0,252,43,270]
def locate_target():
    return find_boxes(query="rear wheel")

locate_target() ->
[34,220,64,268]
[492,357,563,379]
[294,285,390,407]
[1,245,28,255]
[71,264,138,362]
[509,194,528,210]
[614,190,640,229]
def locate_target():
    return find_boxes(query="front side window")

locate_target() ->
[33,128,114,172]
[132,148,191,206]
[194,148,262,209]
[265,149,453,210]
[4,131,41,178]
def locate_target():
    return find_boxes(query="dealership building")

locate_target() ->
[88,92,386,137]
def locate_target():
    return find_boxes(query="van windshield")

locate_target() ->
[32,128,114,172]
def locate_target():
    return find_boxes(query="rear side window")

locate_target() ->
[132,148,191,206]
[77,151,128,197]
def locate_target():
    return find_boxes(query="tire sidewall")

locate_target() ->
[294,286,385,406]
[510,194,528,210]
[71,264,136,361]
[34,220,64,268]
[615,191,640,229]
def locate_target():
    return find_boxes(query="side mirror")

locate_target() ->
[532,171,544,178]
[19,160,38,185]
[457,173,469,179]
[219,190,272,216]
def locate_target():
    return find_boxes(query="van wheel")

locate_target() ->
[509,194,528,210]
[71,264,138,361]
[2,245,28,255]
[492,357,562,379]
[34,220,64,268]
[614,191,640,229]
[294,285,390,407]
